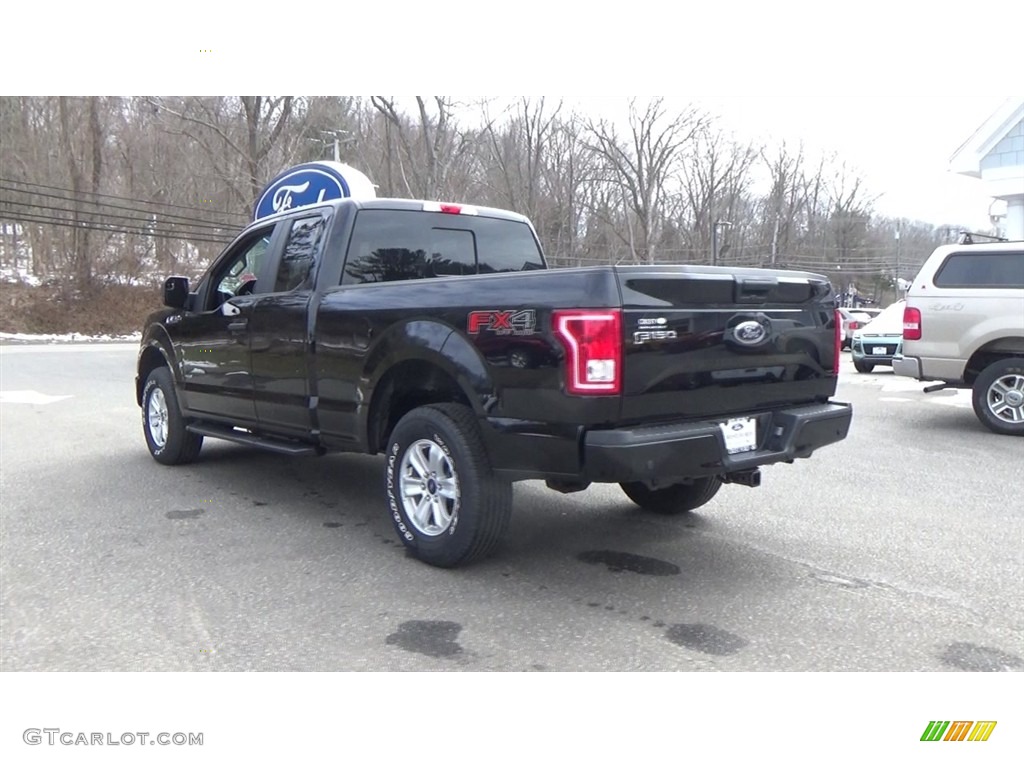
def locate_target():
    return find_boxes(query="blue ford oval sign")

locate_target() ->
[253,161,376,221]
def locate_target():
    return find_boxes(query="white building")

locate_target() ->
[949,98,1024,240]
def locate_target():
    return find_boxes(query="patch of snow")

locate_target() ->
[0,266,42,287]
[0,331,142,344]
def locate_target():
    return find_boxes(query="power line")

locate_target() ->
[0,177,248,219]
[4,211,231,245]
[0,185,243,231]
[1,198,240,235]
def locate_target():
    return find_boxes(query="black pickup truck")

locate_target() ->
[137,197,852,567]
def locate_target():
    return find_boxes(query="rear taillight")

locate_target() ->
[833,309,842,374]
[903,306,922,340]
[553,310,622,395]
[848,321,859,330]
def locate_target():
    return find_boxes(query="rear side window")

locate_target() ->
[472,216,545,273]
[933,252,1024,288]
[342,210,544,285]
[274,215,328,292]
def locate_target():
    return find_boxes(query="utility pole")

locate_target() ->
[712,219,731,267]
[895,223,902,297]
[711,218,717,266]
[316,129,350,163]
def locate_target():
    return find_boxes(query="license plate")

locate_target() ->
[720,417,757,454]
[872,346,887,355]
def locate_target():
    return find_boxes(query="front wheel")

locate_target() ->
[142,367,203,465]
[620,476,722,514]
[972,358,1024,436]
[385,404,512,567]
[853,359,874,373]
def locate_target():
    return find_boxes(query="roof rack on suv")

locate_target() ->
[957,231,1008,245]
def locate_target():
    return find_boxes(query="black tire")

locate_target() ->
[142,367,203,465]
[385,403,512,567]
[971,358,1024,436]
[620,476,722,514]
[853,360,874,373]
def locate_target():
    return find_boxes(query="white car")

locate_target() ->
[850,302,905,373]
[838,308,875,350]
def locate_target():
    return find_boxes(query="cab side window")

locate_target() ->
[209,227,275,310]
[934,252,1024,288]
[274,215,328,293]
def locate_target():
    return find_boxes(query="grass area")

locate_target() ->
[0,282,164,336]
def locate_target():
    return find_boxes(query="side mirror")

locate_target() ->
[163,276,190,309]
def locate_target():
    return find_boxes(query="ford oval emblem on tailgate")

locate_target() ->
[734,320,767,346]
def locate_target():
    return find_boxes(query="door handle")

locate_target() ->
[228,321,248,332]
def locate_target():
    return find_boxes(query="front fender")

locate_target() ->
[136,324,177,406]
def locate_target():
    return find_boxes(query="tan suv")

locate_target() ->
[893,241,1024,435]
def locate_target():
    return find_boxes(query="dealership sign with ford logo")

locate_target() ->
[253,161,376,221]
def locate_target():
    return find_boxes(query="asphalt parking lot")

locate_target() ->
[1,344,1022,671]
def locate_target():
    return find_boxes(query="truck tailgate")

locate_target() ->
[616,265,839,423]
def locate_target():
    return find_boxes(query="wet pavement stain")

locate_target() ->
[577,550,680,576]
[386,620,464,659]
[252,500,268,507]
[940,642,1024,672]
[166,509,204,520]
[665,623,748,656]
[322,522,342,528]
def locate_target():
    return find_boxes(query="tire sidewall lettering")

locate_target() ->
[431,431,460,536]
[386,442,414,542]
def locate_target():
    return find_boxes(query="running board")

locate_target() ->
[186,423,319,456]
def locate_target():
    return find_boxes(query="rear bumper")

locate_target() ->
[892,355,921,379]
[582,402,852,484]
[893,354,966,385]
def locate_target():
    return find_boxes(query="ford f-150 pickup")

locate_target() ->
[137,196,852,567]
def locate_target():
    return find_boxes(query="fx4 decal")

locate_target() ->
[467,309,537,336]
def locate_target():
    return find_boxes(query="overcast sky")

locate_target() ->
[5,6,1020,231]
[582,95,1013,230]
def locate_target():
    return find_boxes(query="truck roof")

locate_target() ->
[252,196,532,227]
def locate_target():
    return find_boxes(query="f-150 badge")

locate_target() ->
[467,310,536,336]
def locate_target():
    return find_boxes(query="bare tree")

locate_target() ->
[538,111,597,266]
[149,96,300,212]
[759,142,809,265]
[677,122,759,263]
[586,98,705,264]
[370,96,477,200]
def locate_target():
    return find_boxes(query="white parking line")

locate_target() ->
[0,390,73,405]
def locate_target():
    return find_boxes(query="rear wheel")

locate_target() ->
[972,358,1024,436]
[385,403,512,567]
[142,367,203,465]
[620,476,722,514]
[854,360,874,373]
